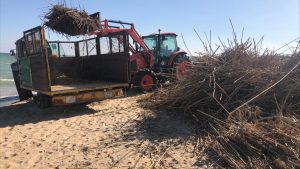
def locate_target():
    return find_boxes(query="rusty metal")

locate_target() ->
[22,26,51,91]
[51,88,124,106]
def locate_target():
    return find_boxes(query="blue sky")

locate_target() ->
[0,0,299,54]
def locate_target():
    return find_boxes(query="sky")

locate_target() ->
[0,0,299,54]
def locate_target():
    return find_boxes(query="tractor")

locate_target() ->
[94,20,191,92]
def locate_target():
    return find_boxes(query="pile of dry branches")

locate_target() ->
[43,5,100,36]
[149,39,300,127]
[144,37,300,168]
[210,118,300,168]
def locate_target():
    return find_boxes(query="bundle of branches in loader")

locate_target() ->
[43,4,100,36]
[144,37,300,168]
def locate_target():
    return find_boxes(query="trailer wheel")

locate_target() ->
[133,69,158,92]
[34,93,51,108]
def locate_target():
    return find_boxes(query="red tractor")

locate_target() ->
[94,20,191,92]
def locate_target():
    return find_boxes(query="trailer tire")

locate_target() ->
[34,93,51,108]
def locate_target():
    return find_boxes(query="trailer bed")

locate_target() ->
[50,81,128,95]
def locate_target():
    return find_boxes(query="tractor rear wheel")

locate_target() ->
[173,54,191,81]
[133,69,158,92]
[34,93,51,108]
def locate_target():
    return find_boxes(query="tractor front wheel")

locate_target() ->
[133,69,158,92]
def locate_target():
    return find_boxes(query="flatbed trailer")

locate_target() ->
[12,26,130,108]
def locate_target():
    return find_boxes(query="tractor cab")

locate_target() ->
[142,32,179,67]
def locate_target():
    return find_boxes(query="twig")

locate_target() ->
[194,28,209,53]
[229,19,238,46]
[181,33,193,56]
[212,68,216,98]
[275,37,300,53]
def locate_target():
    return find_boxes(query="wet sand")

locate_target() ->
[0,95,207,169]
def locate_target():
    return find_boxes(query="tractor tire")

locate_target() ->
[133,69,158,92]
[34,93,51,108]
[173,54,191,81]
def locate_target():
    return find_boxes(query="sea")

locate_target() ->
[0,53,19,107]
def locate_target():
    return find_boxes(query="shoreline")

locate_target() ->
[0,95,18,99]
[0,95,19,107]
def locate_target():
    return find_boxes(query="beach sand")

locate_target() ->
[0,94,206,169]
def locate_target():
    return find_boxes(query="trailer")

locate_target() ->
[12,26,130,108]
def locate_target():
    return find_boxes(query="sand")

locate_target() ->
[0,94,207,169]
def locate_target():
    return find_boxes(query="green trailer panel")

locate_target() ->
[19,57,32,87]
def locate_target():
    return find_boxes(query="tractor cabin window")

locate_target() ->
[160,35,177,57]
[143,37,156,51]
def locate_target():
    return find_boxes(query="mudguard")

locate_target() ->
[167,50,188,66]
